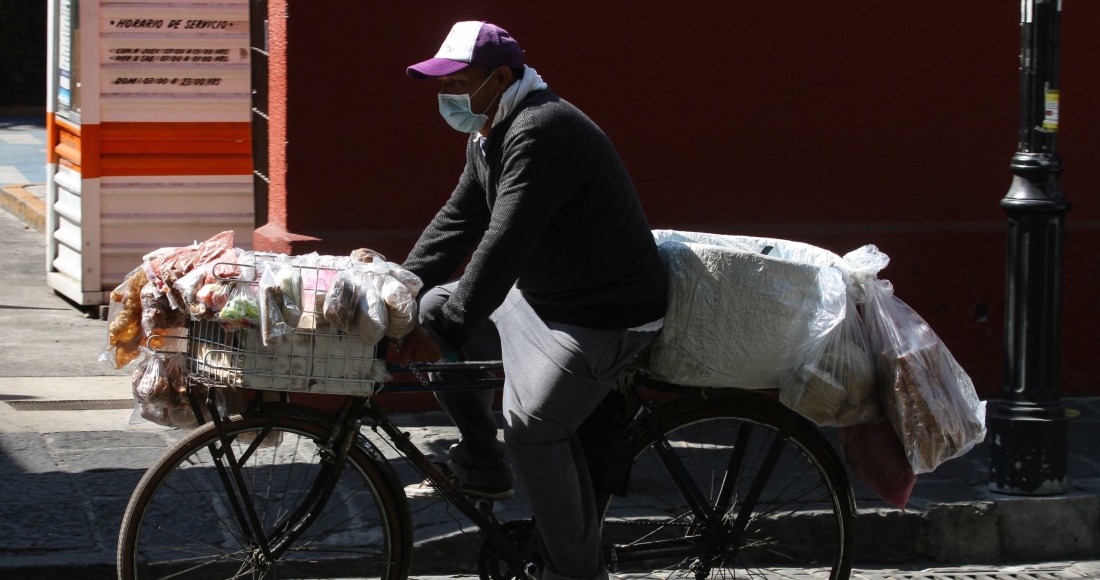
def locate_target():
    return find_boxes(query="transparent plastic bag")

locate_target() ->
[140,281,189,336]
[322,268,360,333]
[258,263,293,346]
[851,245,987,474]
[273,260,303,327]
[100,266,149,370]
[380,274,417,338]
[197,280,233,313]
[358,260,414,339]
[130,380,250,430]
[216,282,260,331]
[354,271,389,345]
[779,256,880,427]
[131,348,186,405]
[388,266,423,297]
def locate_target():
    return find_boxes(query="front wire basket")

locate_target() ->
[184,257,385,396]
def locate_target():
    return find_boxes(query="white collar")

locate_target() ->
[490,65,548,128]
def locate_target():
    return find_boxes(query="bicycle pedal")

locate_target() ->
[474,498,498,519]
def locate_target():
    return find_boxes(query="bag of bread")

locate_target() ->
[258,262,297,346]
[850,245,986,474]
[358,260,418,339]
[354,271,389,345]
[100,266,149,370]
[323,268,361,333]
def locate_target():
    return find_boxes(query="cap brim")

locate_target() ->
[406,58,471,80]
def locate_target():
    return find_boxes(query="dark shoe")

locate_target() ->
[403,462,515,501]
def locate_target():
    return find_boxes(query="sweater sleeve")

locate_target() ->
[401,143,491,291]
[428,124,576,351]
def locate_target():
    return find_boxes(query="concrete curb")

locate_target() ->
[854,494,1100,565]
[0,183,46,233]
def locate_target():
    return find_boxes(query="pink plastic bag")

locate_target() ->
[839,418,916,509]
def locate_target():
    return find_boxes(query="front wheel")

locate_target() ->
[599,390,855,579]
[117,404,412,579]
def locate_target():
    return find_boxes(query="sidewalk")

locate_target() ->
[0,375,1098,578]
[2,119,1099,576]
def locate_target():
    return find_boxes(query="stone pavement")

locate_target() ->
[1,115,1099,578]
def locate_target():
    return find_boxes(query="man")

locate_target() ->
[397,21,667,580]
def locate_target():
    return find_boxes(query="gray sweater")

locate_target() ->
[403,89,668,352]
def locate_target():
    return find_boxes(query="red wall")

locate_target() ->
[263,2,1100,398]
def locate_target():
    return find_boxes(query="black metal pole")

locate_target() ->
[989,0,1070,495]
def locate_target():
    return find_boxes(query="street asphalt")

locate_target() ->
[1,114,1099,578]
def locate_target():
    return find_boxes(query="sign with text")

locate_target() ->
[97,0,251,121]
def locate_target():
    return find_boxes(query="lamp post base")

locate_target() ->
[988,400,1068,495]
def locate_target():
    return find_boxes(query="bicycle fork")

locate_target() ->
[188,390,360,570]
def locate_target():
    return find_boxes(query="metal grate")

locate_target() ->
[851,566,1082,580]
[655,566,1087,580]
[5,399,134,411]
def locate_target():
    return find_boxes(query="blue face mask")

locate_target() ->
[438,73,498,134]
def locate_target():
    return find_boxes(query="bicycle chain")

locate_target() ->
[390,343,431,387]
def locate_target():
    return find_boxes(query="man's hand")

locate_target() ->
[397,324,446,365]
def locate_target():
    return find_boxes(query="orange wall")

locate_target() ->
[263,2,1100,398]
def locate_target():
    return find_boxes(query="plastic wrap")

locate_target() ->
[778,254,880,427]
[645,230,848,389]
[380,274,417,338]
[350,247,386,264]
[354,272,389,345]
[130,379,250,430]
[389,267,424,297]
[100,266,149,369]
[140,281,189,336]
[322,269,360,333]
[131,348,186,404]
[216,282,260,331]
[258,263,297,346]
[851,245,986,474]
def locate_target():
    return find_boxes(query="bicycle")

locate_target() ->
[117,318,856,580]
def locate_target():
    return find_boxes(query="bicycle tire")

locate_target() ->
[117,403,412,580]
[599,389,855,579]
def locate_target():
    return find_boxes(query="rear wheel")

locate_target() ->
[118,404,411,579]
[599,391,854,579]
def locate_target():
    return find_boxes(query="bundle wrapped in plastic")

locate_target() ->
[849,245,986,474]
[645,230,880,427]
[322,267,389,345]
[351,254,420,340]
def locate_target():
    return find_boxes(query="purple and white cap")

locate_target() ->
[407,21,524,80]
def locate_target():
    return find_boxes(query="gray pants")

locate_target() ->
[421,283,658,580]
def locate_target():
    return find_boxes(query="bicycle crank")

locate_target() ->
[477,519,541,580]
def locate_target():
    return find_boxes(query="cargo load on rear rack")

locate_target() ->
[642,230,880,428]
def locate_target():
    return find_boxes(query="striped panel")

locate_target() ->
[98,174,254,289]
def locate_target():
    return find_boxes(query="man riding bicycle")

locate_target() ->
[396,20,668,580]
